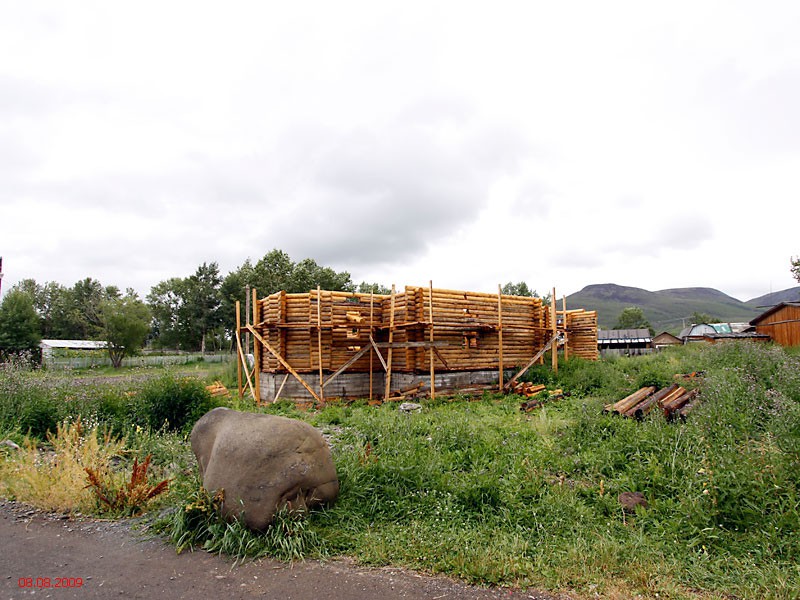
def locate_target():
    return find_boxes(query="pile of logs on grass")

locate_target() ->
[510,382,566,412]
[605,383,701,421]
[205,381,231,399]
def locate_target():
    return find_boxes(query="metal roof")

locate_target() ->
[40,339,108,350]
[597,329,652,344]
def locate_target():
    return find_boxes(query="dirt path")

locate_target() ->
[1,501,561,600]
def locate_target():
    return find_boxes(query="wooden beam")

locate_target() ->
[370,334,388,371]
[369,292,374,401]
[274,373,290,401]
[236,300,242,399]
[498,283,504,392]
[322,345,371,389]
[562,294,568,362]
[505,334,558,392]
[385,285,396,400]
[252,287,261,404]
[235,321,257,402]
[551,286,558,375]
[429,280,435,400]
[246,324,321,403]
[317,286,324,403]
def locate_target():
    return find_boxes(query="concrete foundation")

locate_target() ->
[259,369,516,403]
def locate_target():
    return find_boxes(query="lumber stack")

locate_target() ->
[205,381,231,398]
[605,384,703,421]
[565,309,598,360]
[252,285,597,381]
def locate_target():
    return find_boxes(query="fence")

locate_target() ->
[43,352,234,370]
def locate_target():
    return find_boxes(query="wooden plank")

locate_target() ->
[370,334,388,371]
[429,280,436,400]
[236,300,243,399]
[253,287,261,404]
[247,324,321,403]
[322,344,371,389]
[504,334,558,391]
[369,292,374,401]
[551,287,558,374]
[317,286,324,402]
[385,285,396,400]
[498,284,504,392]
[274,373,290,401]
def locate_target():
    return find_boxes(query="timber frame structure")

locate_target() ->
[235,284,598,404]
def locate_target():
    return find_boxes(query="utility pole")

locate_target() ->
[0,256,4,296]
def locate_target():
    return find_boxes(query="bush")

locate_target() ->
[135,373,223,432]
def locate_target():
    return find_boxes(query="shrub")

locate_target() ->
[0,420,126,513]
[136,373,223,432]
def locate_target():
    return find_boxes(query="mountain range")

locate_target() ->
[565,284,800,332]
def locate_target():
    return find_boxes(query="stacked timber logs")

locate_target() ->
[253,286,598,391]
[605,384,702,421]
[509,382,546,397]
[565,309,598,360]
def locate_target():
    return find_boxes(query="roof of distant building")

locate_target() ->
[40,339,108,350]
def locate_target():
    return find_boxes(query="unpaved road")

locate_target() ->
[1,501,561,600]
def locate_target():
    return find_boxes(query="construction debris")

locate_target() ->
[509,382,546,397]
[519,388,565,412]
[205,381,231,399]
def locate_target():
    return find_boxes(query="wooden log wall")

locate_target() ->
[256,286,595,374]
[565,309,599,360]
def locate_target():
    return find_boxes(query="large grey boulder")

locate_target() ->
[190,407,339,531]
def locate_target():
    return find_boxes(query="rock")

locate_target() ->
[618,491,648,512]
[398,402,422,413]
[190,407,339,531]
[1,440,20,451]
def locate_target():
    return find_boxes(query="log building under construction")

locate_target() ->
[236,285,598,404]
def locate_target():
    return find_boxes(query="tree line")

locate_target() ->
[0,247,554,366]
[0,250,389,364]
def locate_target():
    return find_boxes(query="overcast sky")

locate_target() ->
[2,1,799,303]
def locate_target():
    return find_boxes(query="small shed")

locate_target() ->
[597,329,652,356]
[652,331,682,350]
[750,302,800,347]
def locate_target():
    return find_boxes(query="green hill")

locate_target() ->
[566,283,764,332]
[746,286,800,308]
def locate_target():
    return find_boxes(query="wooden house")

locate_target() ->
[652,331,682,350]
[236,285,598,403]
[750,302,800,347]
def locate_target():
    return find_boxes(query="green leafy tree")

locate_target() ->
[219,250,355,341]
[357,281,391,295]
[501,281,540,297]
[690,311,720,325]
[182,262,224,353]
[101,291,152,368]
[614,306,654,335]
[148,263,225,352]
[792,256,800,284]
[0,289,42,355]
[146,278,187,349]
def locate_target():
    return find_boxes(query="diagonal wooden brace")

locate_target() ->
[247,324,321,403]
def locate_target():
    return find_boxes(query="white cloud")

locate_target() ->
[1,1,799,303]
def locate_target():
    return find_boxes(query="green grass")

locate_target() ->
[2,343,799,599]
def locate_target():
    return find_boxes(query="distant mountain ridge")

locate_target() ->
[566,283,800,332]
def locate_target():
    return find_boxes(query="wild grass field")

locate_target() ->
[1,344,798,599]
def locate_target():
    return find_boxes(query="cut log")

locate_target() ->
[607,386,657,415]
